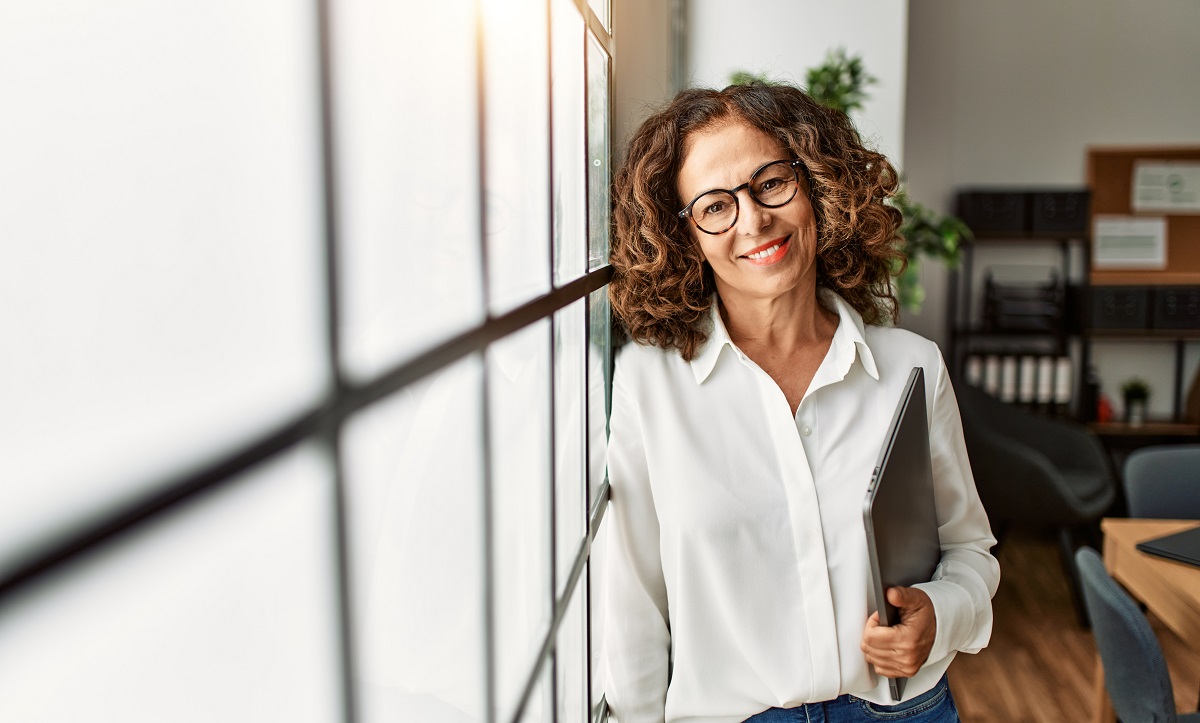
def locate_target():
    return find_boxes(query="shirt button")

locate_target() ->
[801,425,813,437]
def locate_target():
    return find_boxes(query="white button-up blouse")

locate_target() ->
[603,290,1000,723]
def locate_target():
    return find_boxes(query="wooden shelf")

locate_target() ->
[955,326,1067,337]
[1090,270,1200,286]
[1088,421,1200,437]
[968,231,1085,242]
[1086,329,1200,341]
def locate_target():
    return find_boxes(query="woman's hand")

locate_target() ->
[860,586,937,679]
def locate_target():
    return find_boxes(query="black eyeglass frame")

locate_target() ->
[677,159,808,235]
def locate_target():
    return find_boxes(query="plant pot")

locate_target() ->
[1125,397,1147,426]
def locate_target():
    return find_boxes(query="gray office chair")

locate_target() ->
[1123,444,1200,519]
[956,383,1117,625]
[1075,547,1200,723]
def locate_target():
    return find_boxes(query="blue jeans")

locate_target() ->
[741,675,959,722]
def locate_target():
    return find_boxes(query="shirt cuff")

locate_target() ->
[912,577,978,664]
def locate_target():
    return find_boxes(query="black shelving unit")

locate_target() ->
[946,232,1091,419]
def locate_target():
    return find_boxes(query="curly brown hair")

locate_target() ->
[609,82,905,361]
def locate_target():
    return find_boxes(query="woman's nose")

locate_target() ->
[735,190,770,235]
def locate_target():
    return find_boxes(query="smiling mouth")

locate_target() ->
[740,236,790,262]
[746,242,784,260]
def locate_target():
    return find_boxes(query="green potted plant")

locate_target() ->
[888,189,971,313]
[1121,378,1151,426]
[802,47,875,115]
[730,48,875,115]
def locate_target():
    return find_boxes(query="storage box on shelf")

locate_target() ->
[983,273,1066,333]
[957,189,1090,238]
[1090,287,1150,330]
[962,351,1074,416]
[1089,285,1200,331]
[1153,287,1200,330]
[1030,191,1091,234]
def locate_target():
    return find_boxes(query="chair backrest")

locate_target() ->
[1124,444,1200,519]
[956,383,1115,527]
[1075,547,1178,723]
[956,382,1036,443]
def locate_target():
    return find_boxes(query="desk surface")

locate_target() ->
[1101,518,1200,648]
[1093,519,1200,723]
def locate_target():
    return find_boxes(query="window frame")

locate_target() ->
[0,1,616,722]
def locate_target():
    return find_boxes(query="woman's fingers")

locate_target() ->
[860,587,937,678]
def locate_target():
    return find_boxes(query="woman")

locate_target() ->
[604,82,999,723]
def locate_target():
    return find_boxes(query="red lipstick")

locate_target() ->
[740,236,791,266]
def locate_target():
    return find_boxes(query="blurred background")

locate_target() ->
[1,1,1197,722]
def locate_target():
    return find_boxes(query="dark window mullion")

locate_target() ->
[0,266,612,605]
[358,267,613,415]
[583,294,596,723]
[313,0,359,720]
[507,476,610,723]
[546,0,560,717]
[474,2,498,722]
[0,409,321,599]
[578,6,592,722]
[549,314,560,723]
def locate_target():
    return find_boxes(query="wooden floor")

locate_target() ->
[947,530,1200,722]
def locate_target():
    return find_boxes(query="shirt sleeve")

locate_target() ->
[603,352,671,723]
[912,351,1001,664]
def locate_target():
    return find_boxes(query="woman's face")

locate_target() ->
[676,120,819,308]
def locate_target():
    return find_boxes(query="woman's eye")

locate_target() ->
[702,201,726,216]
[759,179,781,192]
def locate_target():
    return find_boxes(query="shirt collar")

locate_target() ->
[688,288,880,385]
[819,287,880,384]
[689,299,732,384]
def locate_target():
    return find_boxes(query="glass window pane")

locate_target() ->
[556,299,587,593]
[484,0,551,315]
[341,356,486,723]
[588,530,608,722]
[587,35,611,271]
[557,586,588,723]
[552,0,586,286]
[0,445,341,723]
[490,321,552,722]
[520,660,554,723]
[586,287,612,720]
[0,2,327,579]
[586,291,611,720]
[333,0,484,379]
[588,289,612,507]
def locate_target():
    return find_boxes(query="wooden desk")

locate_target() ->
[1091,519,1200,723]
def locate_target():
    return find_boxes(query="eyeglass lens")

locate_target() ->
[689,161,799,234]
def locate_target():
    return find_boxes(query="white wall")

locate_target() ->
[685,0,909,168]
[613,0,676,159]
[903,0,1200,415]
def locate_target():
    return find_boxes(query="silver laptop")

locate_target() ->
[862,366,942,701]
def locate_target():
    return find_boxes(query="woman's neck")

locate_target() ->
[717,282,837,357]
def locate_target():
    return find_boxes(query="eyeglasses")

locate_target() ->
[678,159,806,235]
